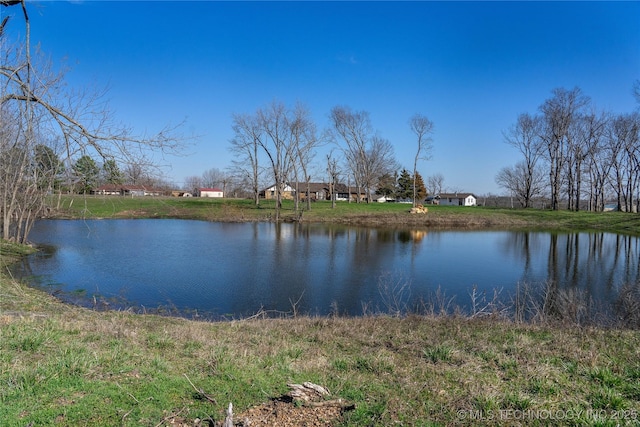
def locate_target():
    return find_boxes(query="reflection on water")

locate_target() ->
[10,219,640,323]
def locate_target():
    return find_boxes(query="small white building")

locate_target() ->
[438,193,477,206]
[376,195,395,203]
[196,187,224,198]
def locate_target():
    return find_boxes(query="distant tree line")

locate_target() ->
[227,101,435,220]
[498,86,640,212]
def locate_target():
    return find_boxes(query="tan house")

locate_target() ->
[260,184,295,200]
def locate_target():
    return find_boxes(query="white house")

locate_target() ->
[438,193,477,206]
[197,187,224,198]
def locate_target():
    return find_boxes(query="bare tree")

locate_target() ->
[0,1,183,242]
[288,103,319,213]
[257,101,296,221]
[538,87,590,210]
[184,175,202,192]
[426,173,444,197]
[409,113,434,207]
[330,106,397,202]
[124,159,156,186]
[365,135,398,200]
[329,106,371,202]
[503,113,544,208]
[607,113,640,212]
[495,161,546,208]
[230,113,262,205]
[326,151,340,208]
[570,111,608,211]
[201,167,232,195]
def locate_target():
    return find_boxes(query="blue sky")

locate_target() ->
[4,1,640,194]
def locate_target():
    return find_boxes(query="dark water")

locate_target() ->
[10,219,640,321]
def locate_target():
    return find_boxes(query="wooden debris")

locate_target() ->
[286,382,330,402]
[409,204,429,214]
[223,402,233,427]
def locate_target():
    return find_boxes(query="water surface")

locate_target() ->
[12,219,640,320]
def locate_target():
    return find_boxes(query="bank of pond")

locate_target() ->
[10,219,640,327]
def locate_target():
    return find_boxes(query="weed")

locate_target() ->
[472,394,500,411]
[423,345,453,363]
[589,367,623,387]
[501,392,532,410]
[589,388,627,410]
[376,271,412,317]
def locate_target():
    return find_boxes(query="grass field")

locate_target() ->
[51,195,640,235]
[1,197,639,425]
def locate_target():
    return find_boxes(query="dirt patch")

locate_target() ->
[158,383,352,427]
[234,398,345,426]
[158,399,346,427]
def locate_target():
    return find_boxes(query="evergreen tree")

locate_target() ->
[102,159,124,185]
[396,169,413,200]
[376,172,397,197]
[414,171,427,202]
[73,155,99,194]
[34,144,64,191]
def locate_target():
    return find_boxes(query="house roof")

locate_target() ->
[96,184,121,191]
[332,183,365,194]
[290,182,327,193]
[439,193,476,198]
[199,188,223,192]
[121,185,148,191]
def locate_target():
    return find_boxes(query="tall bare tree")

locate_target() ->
[288,104,319,212]
[365,135,398,200]
[570,111,608,211]
[329,106,371,202]
[257,101,296,221]
[538,87,590,210]
[230,113,262,205]
[409,113,434,207]
[503,113,544,208]
[326,151,340,209]
[330,106,397,202]
[607,113,640,212]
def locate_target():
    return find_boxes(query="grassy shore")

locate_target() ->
[49,194,640,235]
[1,197,639,426]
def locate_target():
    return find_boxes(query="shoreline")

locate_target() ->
[43,195,640,235]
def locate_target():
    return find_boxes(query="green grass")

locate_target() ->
[51,195,640,235]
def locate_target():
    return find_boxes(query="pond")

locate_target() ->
[10,219,640,322]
